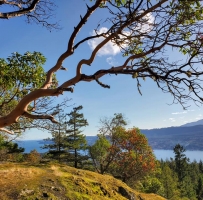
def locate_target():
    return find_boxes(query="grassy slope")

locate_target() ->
[0,162,165,200]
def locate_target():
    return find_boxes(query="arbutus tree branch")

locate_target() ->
[0,0,40,19]
[23,111,59,123]
[0,128,14,135]
[41,0,104,90]
[1,0,203,133]
[0,0,59,30]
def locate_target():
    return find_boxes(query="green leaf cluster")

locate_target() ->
[1,53,55,108]
[0,134,24,162]
[0,51,58,133]
[0,52,46,90]
[170,0,203,25]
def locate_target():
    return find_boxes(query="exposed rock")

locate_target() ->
[118,186,136,200]
[19,189,35,197]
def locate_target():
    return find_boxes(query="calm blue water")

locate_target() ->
[16,140,48,153]
[16,139,203,162]
[153,149,203,162]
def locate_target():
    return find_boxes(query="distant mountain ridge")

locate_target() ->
[86,122,203,150]
[17,119,203,151]
[181,119,203,127]
[141,121,203,150]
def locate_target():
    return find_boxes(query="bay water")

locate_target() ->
[16,139,203,162]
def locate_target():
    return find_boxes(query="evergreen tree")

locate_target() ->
[66,106,88,168]
[42,106,67,162]
[180,176,197,200]
[0,134,24,161]
[173,144,189,183]
[196,176,203,200]
[199,160,203,174]
[140,155,203,199]
[160,164,179,199]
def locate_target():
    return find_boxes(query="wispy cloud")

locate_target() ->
[172,111,187,115]
[169,118,175,122]
[195,114,203,120]
[106,57,118,66]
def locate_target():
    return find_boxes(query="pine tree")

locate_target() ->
[42,106,67,162]
[199,160,203,174]
[173,144,189,183]
[196,176,203,200]
[66,106,88,168]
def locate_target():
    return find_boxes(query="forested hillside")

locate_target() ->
[142,125,203,150]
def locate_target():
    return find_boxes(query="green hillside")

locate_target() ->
[0,162,165,200]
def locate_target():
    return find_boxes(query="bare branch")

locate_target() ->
[0,0,40,19]
[0,0,59,30]
[23,111,59,123]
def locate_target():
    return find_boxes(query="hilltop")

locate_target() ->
[0,162,165,200]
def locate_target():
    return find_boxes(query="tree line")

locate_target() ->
[138,144,203,200]
[40,109,156,183]
[0,109,156,183]
[1,107,203,199]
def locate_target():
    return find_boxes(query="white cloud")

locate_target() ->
[136,12,154,34]
[87,12,154,57]
[198,114,202,117]
[87,27,120,56]
[172,111,187,115]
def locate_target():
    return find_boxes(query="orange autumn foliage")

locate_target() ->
[109,127,156,183]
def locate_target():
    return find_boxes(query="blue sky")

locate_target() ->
[1,0,203,140]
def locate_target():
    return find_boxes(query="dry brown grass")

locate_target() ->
[0,162,67,200]
[0,163,43,199]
